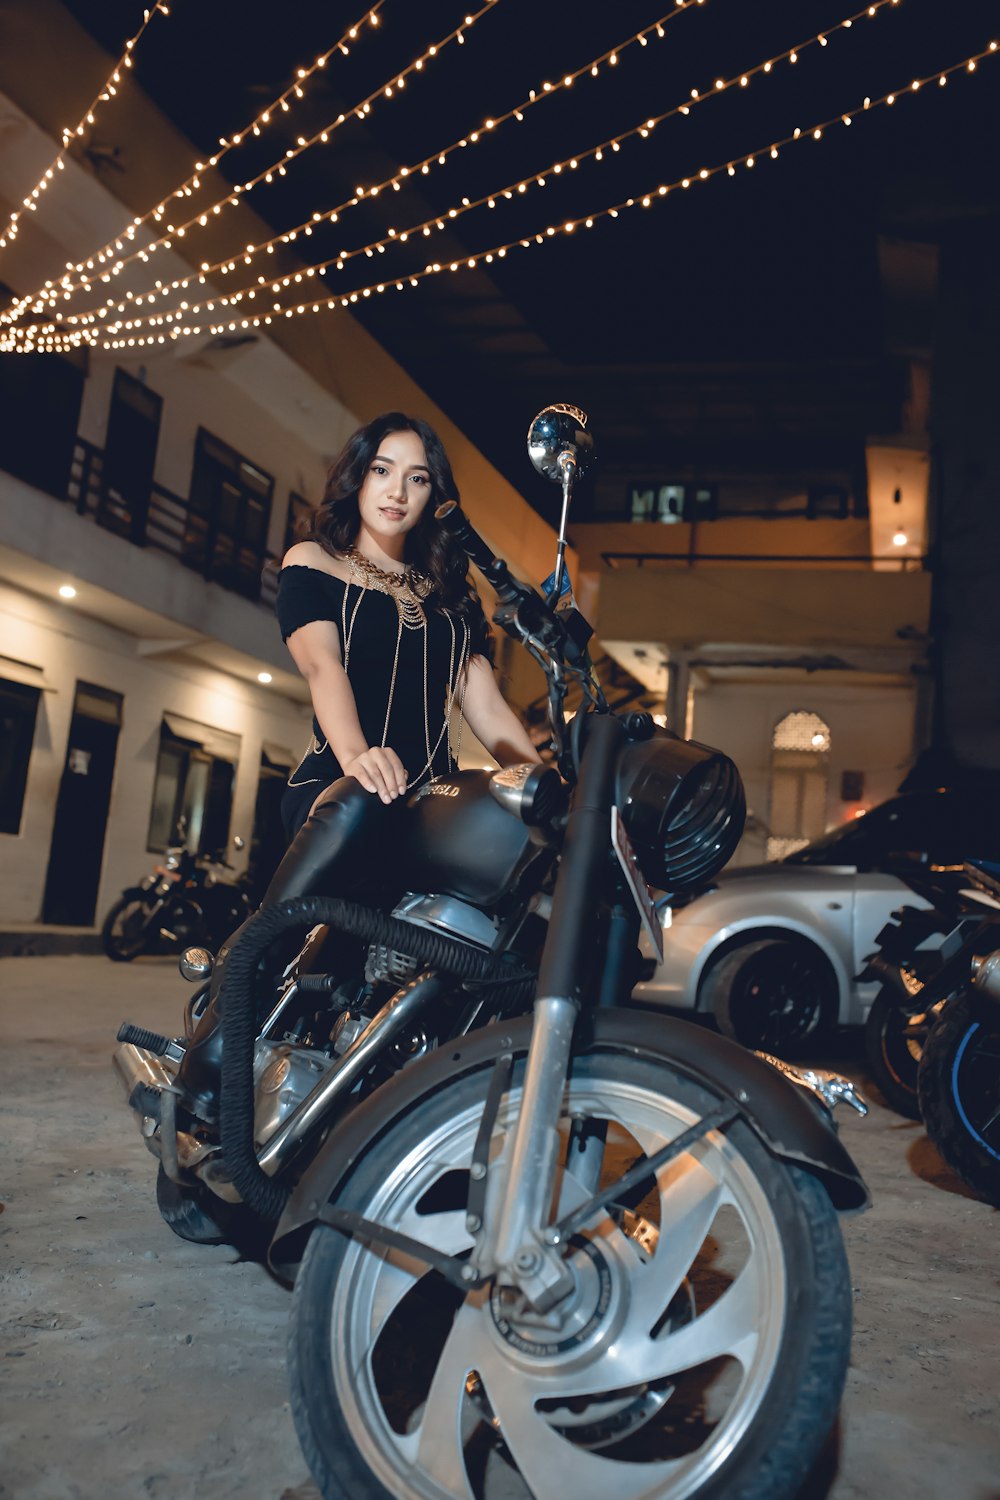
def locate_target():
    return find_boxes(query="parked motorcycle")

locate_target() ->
[101,831,252,961]
[918,866,1000,1206]
[113,407,869,1500]
[861,873,996,1118]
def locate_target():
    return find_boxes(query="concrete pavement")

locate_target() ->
[1,955,998,1499]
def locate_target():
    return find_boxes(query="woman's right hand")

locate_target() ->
[343,747,409,803]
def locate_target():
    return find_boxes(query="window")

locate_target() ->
[767,711,831,861]
[627,482,716,524]
[98,368,163,544]
[284,491,314,553]
[0,345,85,500]
[806,485,850,520]
[0,678,41,835]
[183,428,274,601]
[147,713,240,855]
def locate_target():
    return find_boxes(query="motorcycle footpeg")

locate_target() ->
[116,1022,177,1058]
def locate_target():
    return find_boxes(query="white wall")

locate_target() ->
[0,582,312,924]
[691,679,918,866]
[77,344,356,560]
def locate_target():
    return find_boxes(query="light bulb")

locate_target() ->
[892,530,908,547]
[58,584,77,599]
[257,671,273,684]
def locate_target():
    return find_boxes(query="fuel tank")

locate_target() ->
[402,770,548,910]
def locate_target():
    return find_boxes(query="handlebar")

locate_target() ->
[434,500,499,576]
[435,498,607,776]
[435,500,589,655]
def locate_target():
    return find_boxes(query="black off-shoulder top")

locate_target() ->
[276,565,491,791]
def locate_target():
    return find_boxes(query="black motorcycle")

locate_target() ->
[114,407,869,1500]
[101,833,252,961]
[918,866,1000,1206]
[861,873,997,1118]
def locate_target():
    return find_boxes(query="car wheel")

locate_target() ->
[703,938,837,1057]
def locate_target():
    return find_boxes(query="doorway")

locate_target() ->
[767,711,831,861]
[183,428,274,600]
[98,368,163,545]
[41,682,123,926]
[247,746,293,902]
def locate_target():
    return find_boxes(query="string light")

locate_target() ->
[74,0,902,336]
[43,0,711,331]
[7,37,995,354]
[2,1,495,326]
[0,1,386,324]
[0,2,173,253]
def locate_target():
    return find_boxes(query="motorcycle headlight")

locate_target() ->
[616,729,745,891]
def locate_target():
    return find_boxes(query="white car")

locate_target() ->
[633,791,980,1053]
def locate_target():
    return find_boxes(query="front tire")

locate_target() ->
[704,938,837,1056]
[918,993,1000,1207]
[289,1044,851,1500]
[863,987,938,1120]
[102,896,153,961]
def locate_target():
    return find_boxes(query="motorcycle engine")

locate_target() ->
[252,1039,333,1149]
[365,892,500,986]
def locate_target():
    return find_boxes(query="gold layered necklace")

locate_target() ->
[344,544,432,628]
[340,544,470,790]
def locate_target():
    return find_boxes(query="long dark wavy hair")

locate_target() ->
[301,411,488,645]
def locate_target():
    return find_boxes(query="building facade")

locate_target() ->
[0,21,560,927]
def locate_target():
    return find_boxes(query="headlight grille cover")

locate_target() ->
[617,731,746,890]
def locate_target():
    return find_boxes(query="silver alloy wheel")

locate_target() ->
[324,1075,788,1500]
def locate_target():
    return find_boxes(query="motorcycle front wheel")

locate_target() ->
[863,986,941,1120]
[918,992,1000,1207]
[289,1046,851,1500]
[101,896,152,961]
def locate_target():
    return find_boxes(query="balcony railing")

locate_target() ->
[601,550,926,573]
[66,437,278,609]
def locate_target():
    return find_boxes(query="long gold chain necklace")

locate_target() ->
[339,548,470,790]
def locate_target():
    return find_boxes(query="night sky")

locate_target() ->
[49,0,1000,502]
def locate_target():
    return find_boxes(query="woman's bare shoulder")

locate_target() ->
[281,540,350,582]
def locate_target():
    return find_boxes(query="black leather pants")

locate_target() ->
[266,776,397,905]
[175,778,400,1109]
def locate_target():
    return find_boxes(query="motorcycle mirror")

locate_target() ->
[526,404,594,487]
[527,403,594,609]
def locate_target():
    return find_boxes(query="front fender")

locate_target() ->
[270,1007,868,1279]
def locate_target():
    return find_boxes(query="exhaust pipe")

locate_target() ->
[113,1042,174,1116]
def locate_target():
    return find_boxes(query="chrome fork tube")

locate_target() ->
[477,994,578,1306]
[477,714,624,1308]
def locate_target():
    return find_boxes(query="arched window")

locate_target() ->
[767,711,831,861]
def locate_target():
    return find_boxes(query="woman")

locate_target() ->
[176,413,539,1101]
[264,410,540,905]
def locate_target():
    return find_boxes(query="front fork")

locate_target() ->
[472,713,626,1309]
[476,994,579,1307]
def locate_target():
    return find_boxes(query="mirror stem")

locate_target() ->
[551,457,575,602]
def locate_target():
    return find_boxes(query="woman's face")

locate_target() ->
[356,427,433,550]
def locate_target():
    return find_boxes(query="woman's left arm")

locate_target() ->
[461,656,541,766]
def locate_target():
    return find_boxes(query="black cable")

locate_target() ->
[219,896,533,1220]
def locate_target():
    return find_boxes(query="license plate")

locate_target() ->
[611,808,664,964]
